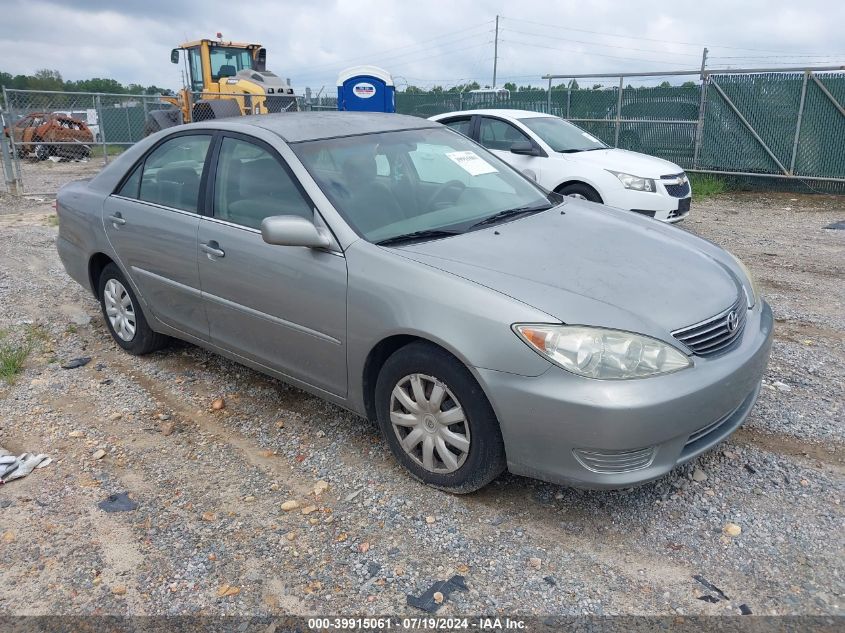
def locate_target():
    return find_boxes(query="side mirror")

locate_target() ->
[510,140,538,156]
[261,215,332,249]
[170,49,180,64]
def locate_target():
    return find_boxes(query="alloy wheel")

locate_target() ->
[389,373,471,473]
[103,278,136,342]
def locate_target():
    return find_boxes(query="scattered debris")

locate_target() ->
[98,492,138,513]
[313,480,329,497]
[201,512,216,522]
[543,576,557,586]
[61,356,91,369]
[697,595,720,603]
[692,468,708,482]
[425,515,436,524]
[693,575,730,601]
[723,522,742,537]
[211,397,226,411]
[111,585,127,596]
[823,220,845,230]
[407,575,468,613]
[301,504,318,515]
[68,430,84,438]
[772,381,792,393]
[2,531,15,543]
[160,421,175,436]
[281,500,300,512]
[744,463,757,475]
[739,604,753,615]
[344,488,364,502]
[91,449,107,460]
[0,447,52,483]
[216,583,240,598]
[528,557,542,570]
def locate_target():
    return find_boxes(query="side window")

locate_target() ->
[188,48,204,92]
[213,137,312,230]
[443,117,473,137]
[117,164,142,199]
[478,117,530,151]
[137,134,211,212]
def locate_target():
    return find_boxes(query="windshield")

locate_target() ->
[209,46,253,80]
[293,127,554,243]
[519,117,608,153]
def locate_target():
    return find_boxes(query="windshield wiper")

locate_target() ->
[469,203,553,230]
[375,229,463,246]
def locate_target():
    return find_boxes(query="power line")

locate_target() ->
[501,26,701,57]
[498,38,699,67]
[288,21,494,75]
[501,15,842,56]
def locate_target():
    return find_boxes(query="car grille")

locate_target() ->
[664,181,691,197]
[661,173,691,198]
[672,295,747,356]
[573,447,655,474]
[667,198,691,220]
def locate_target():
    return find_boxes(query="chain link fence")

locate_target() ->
[2,67,843,194]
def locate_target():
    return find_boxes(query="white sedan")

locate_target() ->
[430,109,692,223]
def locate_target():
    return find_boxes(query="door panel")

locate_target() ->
[102,197,206,338]
[101,133,212,340]
[198,134,348,395]
[198,220,348,395]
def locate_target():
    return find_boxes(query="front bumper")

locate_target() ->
[476,300,773,489]
[602,183,691,223]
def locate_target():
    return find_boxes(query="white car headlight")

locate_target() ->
[513,324,691,379]
[725,251,760,308]
[607,170,656,192]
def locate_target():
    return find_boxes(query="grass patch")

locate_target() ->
[88,145,126,158]
[690,174,728,198]
[46,214,59,227]
[0,324,51,383]
[0,338,32,383]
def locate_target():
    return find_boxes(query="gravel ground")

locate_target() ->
[0,162,843,618]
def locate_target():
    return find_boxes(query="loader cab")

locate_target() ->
[173,40,262,93]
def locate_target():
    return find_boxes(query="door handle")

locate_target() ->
[200,242,225,258]
[108,213,126,226]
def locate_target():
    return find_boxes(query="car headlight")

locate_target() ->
[607,170,656,192]
[513,324,691,379]
[725,251,760,308]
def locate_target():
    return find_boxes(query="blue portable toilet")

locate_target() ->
[337,65,395,113]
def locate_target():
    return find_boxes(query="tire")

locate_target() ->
[34,142,49,161]
[375,341,506,493]
[556,182,603,203]
[98,263,168,355]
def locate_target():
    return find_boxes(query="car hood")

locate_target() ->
[393,202,741,341]
[563,148,683,177]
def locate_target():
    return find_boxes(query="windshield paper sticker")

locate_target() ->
[446,151,498,176]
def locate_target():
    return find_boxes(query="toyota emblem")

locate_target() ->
[726,310,739,332]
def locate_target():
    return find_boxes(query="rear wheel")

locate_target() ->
[556,182,603,203]
[375,342,506,493]
[98,263,168,355]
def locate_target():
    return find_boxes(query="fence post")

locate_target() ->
[305,87,312,112]
[614,76,623,147]
[566,85,571,119]
[141,96,149,142]
[1,110,19,194]
[2,87,24,192]
[94,94,108,165]
[789,70,809,175]
[546,77,552,114]
[693,73,709,169]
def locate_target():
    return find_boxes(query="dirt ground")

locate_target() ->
[0,162,843,618]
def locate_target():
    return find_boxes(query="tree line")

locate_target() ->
[0,68,173,97]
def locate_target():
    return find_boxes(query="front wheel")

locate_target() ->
[98,263,168,355]
[34,143,50,161]
[556,182,603,203]
[375,342,506,493]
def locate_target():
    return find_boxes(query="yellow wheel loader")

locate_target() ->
[146,34,299,134]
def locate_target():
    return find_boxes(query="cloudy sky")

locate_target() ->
[2,0,843,91]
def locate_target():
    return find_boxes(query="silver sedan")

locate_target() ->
[56,112,773,492]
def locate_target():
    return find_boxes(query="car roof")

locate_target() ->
[432,109,552,120]
[214,111,440,143]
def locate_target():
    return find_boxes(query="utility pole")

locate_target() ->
[493,15,499,88]
[700,47,708,79]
